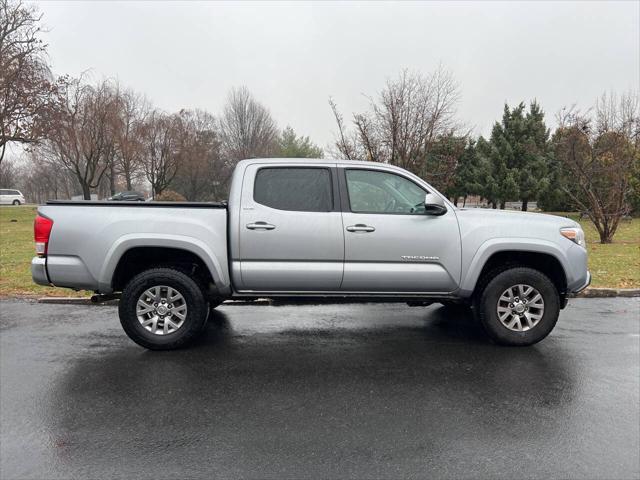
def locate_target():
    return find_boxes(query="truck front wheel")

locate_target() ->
[119,267,208,350]
[474,267,560,346]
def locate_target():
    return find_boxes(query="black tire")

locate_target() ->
[474,267,560,346]
[12,200,20,205]
[119,267,208,350]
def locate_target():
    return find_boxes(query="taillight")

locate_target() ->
[34,214,53,256]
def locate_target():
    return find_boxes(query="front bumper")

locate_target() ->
[572,270,591,294]
[31,257,50,286]
[563,270,590,308]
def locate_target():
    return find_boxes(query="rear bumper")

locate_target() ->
[31,257,50,286]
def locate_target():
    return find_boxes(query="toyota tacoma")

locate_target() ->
[32,159,590,349]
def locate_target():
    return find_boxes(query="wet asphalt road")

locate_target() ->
[0,298,639,479]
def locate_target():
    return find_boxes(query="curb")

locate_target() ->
[37,297,112,305]
[574,288,640,298]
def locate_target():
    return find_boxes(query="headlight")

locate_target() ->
[560,227,586,247]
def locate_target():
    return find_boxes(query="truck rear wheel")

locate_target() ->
[119,267,208,350]
[475,267,560,346]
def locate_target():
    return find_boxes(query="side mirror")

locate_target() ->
[424,193,447,216]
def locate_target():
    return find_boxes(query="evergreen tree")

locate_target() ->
[478,101,551,210]
[537,150,572,211]
[275,126,323,158]
[476,135,519,208]
[446,139,485,206]
[422,133,467,195]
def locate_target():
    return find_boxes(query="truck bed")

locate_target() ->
[34,202,231,295]
[46,200,227,208]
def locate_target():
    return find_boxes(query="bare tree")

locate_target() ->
[0,154,16,185]
[114,87,148,190]
[42,77,120,199]
[171,109,227,201]
[329,66,465,187]
[19,149,77,202]
[329,97,357,160]
[554,91,639,243]
[219,86,278,163]
[140,110,181,198]
[0,0,55,166]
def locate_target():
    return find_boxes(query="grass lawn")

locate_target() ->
[1,205,638,297]
[554,212,640,289]
[0,205,86,297]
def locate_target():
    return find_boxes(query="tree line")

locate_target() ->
[0,1,323,203]
[329,68,638,242]
[1,0,638,243]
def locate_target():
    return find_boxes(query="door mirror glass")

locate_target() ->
[423,193,447,216]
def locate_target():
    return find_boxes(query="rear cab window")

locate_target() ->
[253,167,333,212]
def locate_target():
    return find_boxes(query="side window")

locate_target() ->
[0,190,7,195]
[254,167,333,212]
[345,169,426,214]
[10,190,19,195]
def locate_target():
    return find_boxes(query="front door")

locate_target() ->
[339,167,461,293]
[237,164,344,292]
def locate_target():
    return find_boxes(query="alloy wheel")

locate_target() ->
[136,285,188,335]
[496,284,545,332]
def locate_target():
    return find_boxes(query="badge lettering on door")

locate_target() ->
[401,255,440,261]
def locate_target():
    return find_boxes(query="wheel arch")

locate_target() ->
[99,235,230,296]
[461,240,569,299]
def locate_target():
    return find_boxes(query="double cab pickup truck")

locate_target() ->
[32,158,590,349]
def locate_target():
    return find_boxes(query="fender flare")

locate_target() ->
[458,238,570,297]
[97,234,230,294]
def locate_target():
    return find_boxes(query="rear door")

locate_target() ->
[236,163,344,292]
[339,167,462,293]
[0,190,9,204]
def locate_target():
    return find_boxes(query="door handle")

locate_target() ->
[346,224,375,233]
[246,221,276,230]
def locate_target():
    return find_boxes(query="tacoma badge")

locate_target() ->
[401,255,440,261]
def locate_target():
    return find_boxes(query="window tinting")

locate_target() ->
[254,168,332,212]
[346,169,426,214]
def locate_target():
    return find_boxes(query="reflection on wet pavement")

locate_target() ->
[1,298,638,479]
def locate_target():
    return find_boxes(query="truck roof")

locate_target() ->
[237,158,389,168]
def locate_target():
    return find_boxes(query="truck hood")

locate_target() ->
[454,208,579,242]
[456,208,578,227]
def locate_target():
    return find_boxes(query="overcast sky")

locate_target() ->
[36,0,639,149]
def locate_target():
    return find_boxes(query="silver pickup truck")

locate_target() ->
[32,158,590,349]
